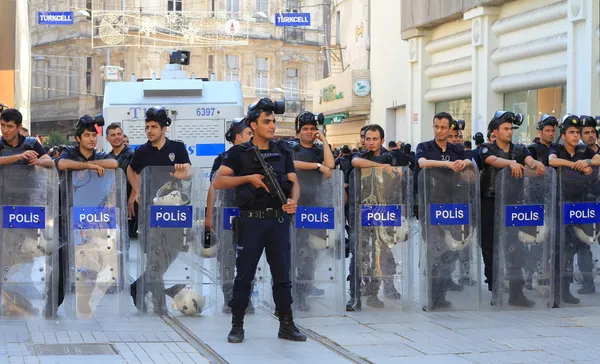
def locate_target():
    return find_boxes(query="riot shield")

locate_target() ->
[494,167,555,309]
[352,166,414,311]
[0,166,59,319]
[418,166,481,311]
[558,167,600,307]
[137,166,215,316]
[292,170,345,317]
[62,169,128,319]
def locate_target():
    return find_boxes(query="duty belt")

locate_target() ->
[240,208,285,220]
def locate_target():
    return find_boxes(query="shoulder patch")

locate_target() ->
[481,146,488,154]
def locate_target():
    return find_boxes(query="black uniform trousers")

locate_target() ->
[229,215,293,313]
[480,197,495,291]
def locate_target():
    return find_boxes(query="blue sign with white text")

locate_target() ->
[295,206,335,229]
[150,206,193,228]
[505,205,545,227]
[275,13,311,26]
[38,12,74,25]
[361,205,401,227]
[563,202,600,225]
[72,207,116,230]
[223,207,240,230]
[3,206,46,229]
[430,203,469,225]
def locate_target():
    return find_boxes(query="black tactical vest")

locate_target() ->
[481,143,527,198]
[527,142,551,166]
[0,137,38,165]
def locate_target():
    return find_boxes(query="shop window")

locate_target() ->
[435,98,472,142]
[504,86,565,145]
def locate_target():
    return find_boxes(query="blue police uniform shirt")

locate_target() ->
[129,138,191,174]
[55,145,112,167]
[109,146,134,174]
[292,142,324,163]
[549,143,596,162]
[415,140,466,178]
[0,135,47,165]
[209,152,226,182]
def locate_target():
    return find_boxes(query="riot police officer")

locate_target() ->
[528,114,558,166]
[479,111,545,306]
[289,111,334,310]
[549,115,600,303]
[206,118,253,313]
[213,98,305,343]
[580,115,600,154]
[0,108,53,167]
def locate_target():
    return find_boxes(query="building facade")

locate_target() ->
[401,0,600,145]
[29,0,327,140]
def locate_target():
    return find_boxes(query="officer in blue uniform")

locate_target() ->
[479,111,545,307]
[416,112,473,308]
[213,98,305,343]
[0,108,53,167]
[528,114,558,166]
[206,118,253,313]
[580,115,600,154]
[127,106,192,313]
[549,115,600,304]
[288,111,334,310]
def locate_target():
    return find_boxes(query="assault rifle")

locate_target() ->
[252,146,292,214]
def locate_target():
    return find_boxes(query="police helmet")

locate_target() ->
[75,114,104,137]
[295,112,325,133]
[145,106,171,127]
[559,114,583,134]
[490,111,523,130]
[537,114,558,131]
[247,98,285,121]
[473,132,484,145]
[580,115,597,128]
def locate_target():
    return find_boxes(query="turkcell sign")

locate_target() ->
[361,205,401,227]
[430,203,469,225]
[150,206,193,228]
[563,202,600,225]
[38,12,74,25]
[3,206,45,229]
[73,207,116,229]
[223,207,240,230]
[296,207,335,229]
[505,205,544,226]
[275,13,311,27]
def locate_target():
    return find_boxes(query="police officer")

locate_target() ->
[106,123,136,242]
[349,124,405,309]
[528,114,558,166]
[205,118,253,313]
[416,112,473,307]
[549,115,600,303]
[472,132,485,169]
[289,111,334,310]
[0,108,53,167]
[479,111,545,306]
[55,115,119,315]
[127,106,192,312]
[213,98,305,343]
[580,115,600,154]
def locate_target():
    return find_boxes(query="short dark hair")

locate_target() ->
[1,108,23,125]
[365,124,385,139]
[106,123,122,134]
[464,141,472,149]
[75,124,97,139]
[433,112,453,126]
[360,125,369,135]
[388,141,397,148]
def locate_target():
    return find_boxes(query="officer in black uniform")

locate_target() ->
[528,114,558,166]
[55,115,119,314]
[206,118,253,313]
[479,111,545,307]
[0,108,53,167]
[580,115,600,154]
[288,111,334,310]
[127,106,192,312]
[213,98,306,343]
[416,112,473,307]
[549,114,600,303]
[349,124,406,309]
[106,123,136,246]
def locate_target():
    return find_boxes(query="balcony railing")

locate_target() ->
[284,28,305,42]
[285,100,305,115]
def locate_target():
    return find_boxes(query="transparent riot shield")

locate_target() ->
[0,166,59,319]
[419,166,481,311]
[494,167,555,309]
[352,166,414,311]
[292,170,345,317]
[137,166,215,317]
[62,169,128,319]
[558,167,600,307]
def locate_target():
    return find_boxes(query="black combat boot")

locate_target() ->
[577,276,596,295]
[562,280,580,305]
[507,281,535,308]
[227,309,245,343]
[278,311,307,342]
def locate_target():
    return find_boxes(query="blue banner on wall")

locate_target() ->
[38,12,74,25]
[275,13,311,27]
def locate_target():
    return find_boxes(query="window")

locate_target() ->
[285,68,299,100]
[168,0,182,11]
[226,0,240,12]
[286,0,299,11]
[68,59,79,97]
[256,0,268,13]
[86,57,93,94]
[225,55,240,82]
[255,57,268,96]
[435,98,472,142]
[504,86,566,145]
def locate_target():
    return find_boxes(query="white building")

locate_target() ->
[402,0,599,146]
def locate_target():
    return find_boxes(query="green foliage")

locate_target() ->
[43,131,68,148]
